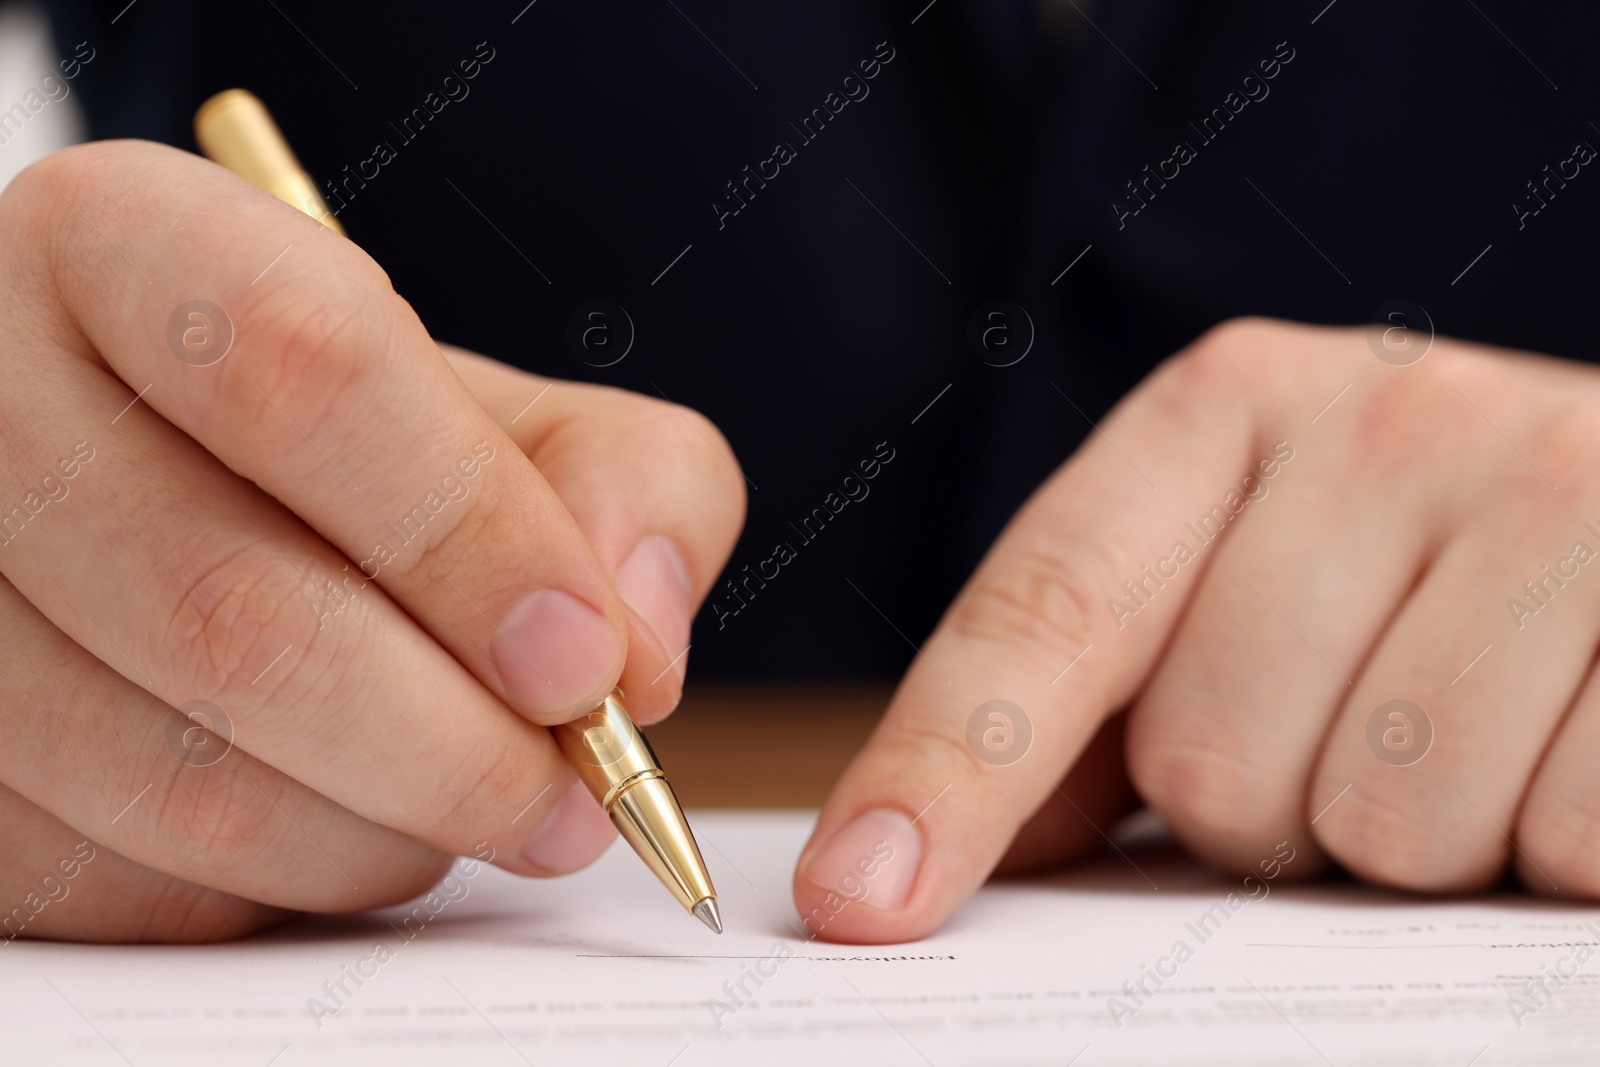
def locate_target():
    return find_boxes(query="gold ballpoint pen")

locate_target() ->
[193,90,722,934]
[556,691,721,933]
[193,90,345,236]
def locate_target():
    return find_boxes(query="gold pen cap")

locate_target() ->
[555,691,720,932]
[194,89,345,235]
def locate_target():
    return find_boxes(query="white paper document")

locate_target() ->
[6,810,1600,1065]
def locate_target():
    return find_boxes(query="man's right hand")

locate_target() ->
[0,140,744,941]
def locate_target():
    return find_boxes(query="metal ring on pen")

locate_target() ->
[602,767,664,812]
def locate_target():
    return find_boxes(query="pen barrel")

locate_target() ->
[554,692,663,808]
[194,89,345,235]
[609,776,716,912]
[554,692,716,912]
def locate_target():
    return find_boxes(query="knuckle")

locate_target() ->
[4,142,185,281]
[1,152,68,232]
[4,141,116,214]
[382,483,493,589]
[217,266,390,445]
[947,534,1116,655]
[146,757,292,872]
[635,396,747,509]
[1126,729,1277,845]
[143,748,451,913]
[1,143,117,271]
[1531,400,1600,493]
[1173,316,1280,385]
[873,713,1005,805]
[1517,784,1600,895]
[159,536,326,699]
[1350,352,1475,460]
[891,713,988,773]
[130,879,280,943]
[1311,783,1502,892]
[422,734,543,845]
[1129,317,1286,441]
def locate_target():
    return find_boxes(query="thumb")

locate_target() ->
[792,323,1286,943]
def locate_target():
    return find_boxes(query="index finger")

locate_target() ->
[792,323,1282,942]
[36,140,626,726]
[1,141,629,874]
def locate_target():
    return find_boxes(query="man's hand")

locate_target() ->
[0,140,743,941]
[797,317,1600,942]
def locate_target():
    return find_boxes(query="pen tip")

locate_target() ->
[693,898,723,934]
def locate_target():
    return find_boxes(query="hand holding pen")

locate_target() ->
[0,123,741,940]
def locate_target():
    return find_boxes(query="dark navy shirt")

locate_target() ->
[42,0,1600,677]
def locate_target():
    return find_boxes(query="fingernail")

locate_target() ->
[519,780,616,873]
[493,589,618,718]
[616,536,693,674]
[803,808,922,912]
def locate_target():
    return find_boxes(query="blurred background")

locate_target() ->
[7,0,1600,694]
